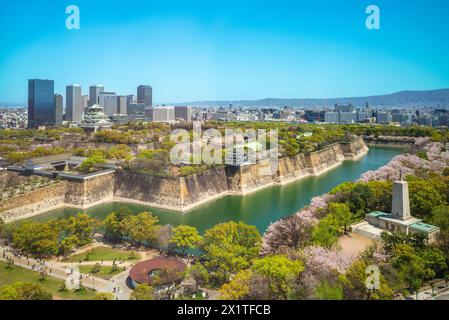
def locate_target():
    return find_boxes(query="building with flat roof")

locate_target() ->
[137,85,153,107]
[145,106,175,122]
[364,180,440,243]
[117,96,128,115]
[174,106,192,122]
[99,92,118,116]
[28,79,56,128]
[89,85,104,107]
[66,84,83,122]
[54,94,63,125]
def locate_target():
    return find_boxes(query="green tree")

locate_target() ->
[431,206,449,251]
[380,232,426,255]
[391,244,435,296]
[108,144,132,160]
[77,154,106,173]
[219,269,252,300]
[328,203,353,234]
[202,221,261,283]
[59,235,79,256]
[65,214,98,246]
[408,178,444,219]
[312,216,339,248]
[340,260,394,300]
[186,263,209,291]
[12,221,59,258]
[102,207,133,242]
[5,282,53,300]
[130,284,154,300]
[251,255,304,300]
[0,217,4,235]
[93,292,115,300]
[121,212,160,246]
[0,285,19,300]
[416,151,428,160]
[170,225,203,254]
[102,212,123,242]
[314,281,344,300]
[420,248,447,279]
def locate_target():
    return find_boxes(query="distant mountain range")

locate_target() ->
[3,88,449,109]
[0,102,26,108]
[180,88,449,108]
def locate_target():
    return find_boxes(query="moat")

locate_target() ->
[30,147,402,234]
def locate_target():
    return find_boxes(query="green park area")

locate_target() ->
[0,261,96,300]
[78,264,125,280]
[62,246,141,263]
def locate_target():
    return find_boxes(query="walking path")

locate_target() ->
[0,243,133,300]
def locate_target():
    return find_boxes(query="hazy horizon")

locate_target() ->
[1,0,449,103]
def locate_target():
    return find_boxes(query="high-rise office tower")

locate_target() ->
[174,106,192,122]
[66,84,83,122]
[145,106,175,122]
[137,85,153,107]
[54,94,63,125]
[126,95,136,111]
[99,92,118,116]
[28,79,55,128]
[89,85,104,106]
[82,95,89,109]
[117,96,128,115]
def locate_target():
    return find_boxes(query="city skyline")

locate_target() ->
[1,0,449,104]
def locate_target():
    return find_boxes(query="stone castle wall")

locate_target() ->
[307,143,345,176]
[341,136,370,160]
[114,167,230,210]
[0,182,67,222]
[226,159,278,194]
[180,167,229,206]
[277,154,310,185]
[0,172,115,222]
[225,138,369,194]
[114,171,184,208]
[1,138,369,217]
[64,172,115,207]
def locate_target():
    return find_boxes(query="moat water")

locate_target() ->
[30,147,402,234]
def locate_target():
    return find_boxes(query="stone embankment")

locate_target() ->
[363,135,415,148]
[0,137,369,220]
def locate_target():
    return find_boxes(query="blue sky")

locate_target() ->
[1,0,449,104]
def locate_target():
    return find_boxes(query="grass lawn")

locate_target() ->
[0,261,96,300]
[62,246,142,263]
[178,291,206,300]
[78,264,125,280]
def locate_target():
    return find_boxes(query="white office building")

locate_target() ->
[66,84,83,122]
[145,106,175,122]
[99,92,118,116]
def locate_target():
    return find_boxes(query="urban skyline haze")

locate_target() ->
[1,0,449,104]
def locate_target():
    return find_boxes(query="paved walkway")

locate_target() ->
[338,232,374,262]
[0,243,131,300]
[405,280,449,300]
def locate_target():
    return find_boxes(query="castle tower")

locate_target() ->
[392,180,411,221]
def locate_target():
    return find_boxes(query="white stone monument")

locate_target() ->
[391,180,411,221]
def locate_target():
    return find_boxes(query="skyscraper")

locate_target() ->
[89,85,104,107]
[145,106,175,122]
[99,92,118,116]
[174,106,192,122]
[54,94,63,125]
[66,84,83,122]
[82,95,89,109]
[137,85,153,107]
[117,96,128,115]
[28,79,55,128]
